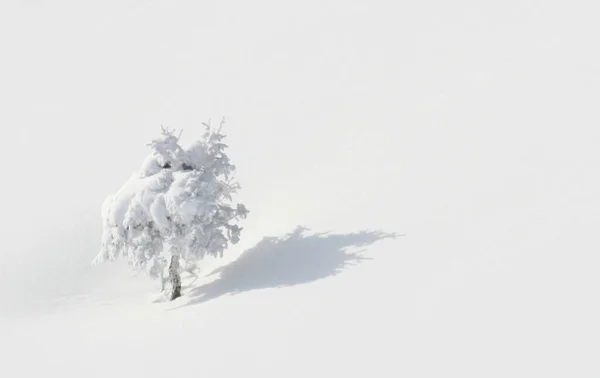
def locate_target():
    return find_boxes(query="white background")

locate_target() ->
[1,1,599,376]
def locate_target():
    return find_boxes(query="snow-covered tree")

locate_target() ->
[94,120,249,300]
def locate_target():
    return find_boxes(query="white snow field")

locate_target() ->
[1,1,599,377]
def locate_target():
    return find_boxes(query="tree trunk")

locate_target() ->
[169,255,182,301]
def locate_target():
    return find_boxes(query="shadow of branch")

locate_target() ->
[173,226,398,309]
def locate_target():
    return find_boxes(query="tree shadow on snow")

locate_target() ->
[175,226,397,309]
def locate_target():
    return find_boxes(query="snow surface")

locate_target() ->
[1,0,600,377]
